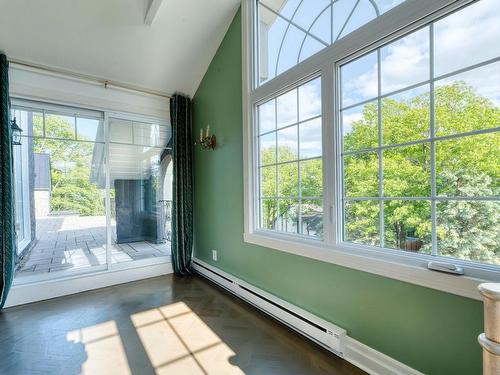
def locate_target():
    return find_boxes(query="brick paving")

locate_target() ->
[16,215,170,277]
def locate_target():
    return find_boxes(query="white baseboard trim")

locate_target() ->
[5,262,173,308]
[344,336,423,375]
[192,258,423,375]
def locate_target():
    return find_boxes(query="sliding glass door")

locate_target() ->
[107,116,172,264]
[11,101,171,282]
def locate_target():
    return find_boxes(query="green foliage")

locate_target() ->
[344,82,499,265]
[261,82,499,264]
[260,146,322,235]
[33,115,104,216]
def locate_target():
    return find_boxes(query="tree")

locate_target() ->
[33,115,104,216]
[344,82,499,264]
[260,146,322,235]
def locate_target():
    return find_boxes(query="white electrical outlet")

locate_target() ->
[212,249,218,261]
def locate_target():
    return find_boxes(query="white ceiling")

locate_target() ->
[0,0,240,97]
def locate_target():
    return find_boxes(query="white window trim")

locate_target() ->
[242,0,499,301]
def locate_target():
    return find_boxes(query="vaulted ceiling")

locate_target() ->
[0,0,240,97]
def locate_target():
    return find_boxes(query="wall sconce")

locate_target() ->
[195,125,216,150]
[11,117,22,146]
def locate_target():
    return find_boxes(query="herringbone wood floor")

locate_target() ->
[0,275,366,375]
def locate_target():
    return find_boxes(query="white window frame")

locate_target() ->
[242,0,500,301]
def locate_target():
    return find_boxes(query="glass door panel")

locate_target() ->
[13,108,108,280]
[108,117,172,265]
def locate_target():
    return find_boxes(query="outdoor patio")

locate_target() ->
[15,214,171,277]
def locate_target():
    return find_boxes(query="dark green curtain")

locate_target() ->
[0,54,15,309]
[170,94,193,275]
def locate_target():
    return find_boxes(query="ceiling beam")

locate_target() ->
[144,0,163,26]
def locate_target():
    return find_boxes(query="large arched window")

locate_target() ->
[244,0,500,296]
[258,0,406,84]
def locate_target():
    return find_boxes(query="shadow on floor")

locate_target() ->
[0,275,365,375]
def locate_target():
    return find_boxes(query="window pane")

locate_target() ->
[133,122,161,147]
[436,133,500,197]
[434,0,500,77]
[260,165,276,197]
[276,24,306,75]
[32,112,44,137]
[257,78,323,238]
[437,200,499,265]
[383,144,431,197]
[299,36,327,62]
[309,5,331,45]
[375,0,406,14]
[257,0,407,86]
[260,0,301,19]
[259,132,276,166]
[435,62,500,137]
[258,4,289,84]
[277,199,299,233]
[109,118,133,144]
[344,152,379,198]
[277,89,298,128]
[45,114,75,139]
[382,85,430,145]
[259,99,276,134]
[341,51,378,108]
[278,162,298,197]
[293,0,330,31]
[277,125,298,162]
[300,158,322,198]
[299,118,322,158]
[384,200,431,253]
[337,0,377,40]
[108,144,171,263]
[342,101,378,152]
[77,118,103,142]
[301,199,323,238]
[261,199,277,230]
[299,77,321,122]
[344,200,380,246]
[28,138,107,274]
[380,27,430,94]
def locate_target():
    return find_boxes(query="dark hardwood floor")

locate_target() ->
[0,275,366,375]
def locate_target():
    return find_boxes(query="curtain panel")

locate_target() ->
[0,54,15,309]
[170,94,193,275]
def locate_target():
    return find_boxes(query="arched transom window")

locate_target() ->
[257,0,406,84]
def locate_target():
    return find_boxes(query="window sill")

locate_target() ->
[244,231,497,301]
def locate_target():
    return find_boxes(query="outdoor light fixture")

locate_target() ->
[11,117,22,145]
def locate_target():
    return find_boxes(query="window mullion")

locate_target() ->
[297,89,302,234]
[429,24,438,256]
[321,62,335,245]
[377,49,384,248]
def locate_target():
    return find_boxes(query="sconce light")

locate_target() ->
[11,117,22,146]
[195,124,216,150]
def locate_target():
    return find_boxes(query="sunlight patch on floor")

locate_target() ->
[67,320,132,375]
[131,302,245,375]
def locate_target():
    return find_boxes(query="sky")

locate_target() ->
[259,0,500,154]
[260,0,406,82]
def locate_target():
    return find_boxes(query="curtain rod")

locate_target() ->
[8,58,172,99]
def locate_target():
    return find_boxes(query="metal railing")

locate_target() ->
[158,199,172,242]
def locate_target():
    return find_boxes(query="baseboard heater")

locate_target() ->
[192,260,346,357]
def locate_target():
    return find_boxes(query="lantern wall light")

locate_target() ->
[11,117,22,146]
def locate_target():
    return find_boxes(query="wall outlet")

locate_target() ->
[212,249,218,261]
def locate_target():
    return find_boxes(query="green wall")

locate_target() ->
[192,9,483,375]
